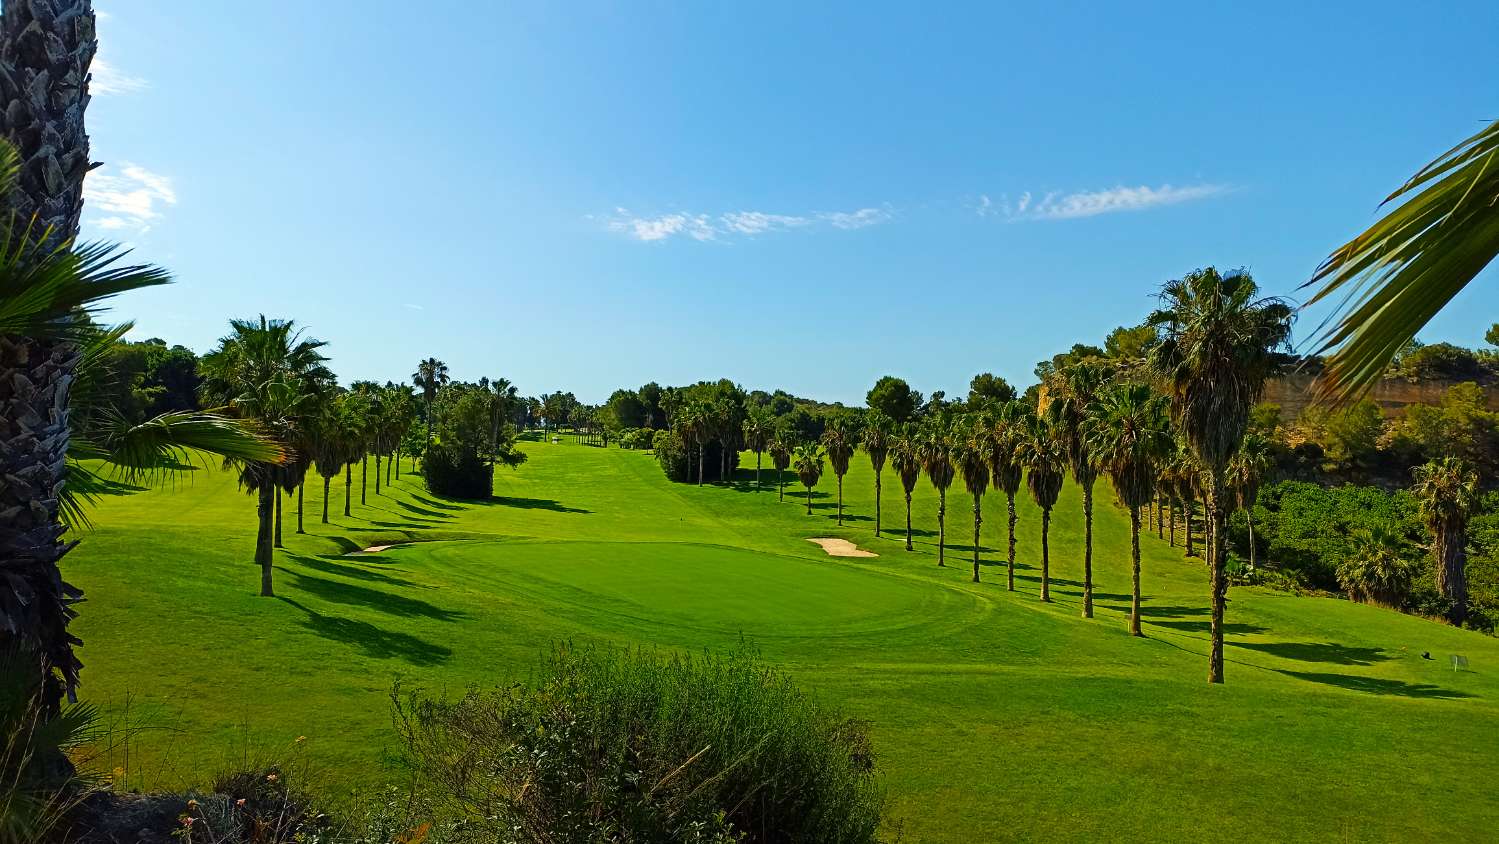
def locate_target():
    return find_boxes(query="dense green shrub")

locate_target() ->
[422,442,493,499]
[656,430,740,483]
[619,427,657,450]
[392,642,887,843]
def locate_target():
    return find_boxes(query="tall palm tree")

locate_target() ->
[677,401,709,486]
[1018,415,1067,602]
[412,357,449,446]
[1304,118,1499,400]
[1227,432,1272,574]
[1049,360,1109,617]
[199,317,332,596]
[793,442,825,515]
[742,407,773,490]
[1084,383,1172,636]
[310,395,353,524]
[1413,456,1480,626]
[1148,267,1293,684]
[918,418,955,567]
[956,417,990,584]
[890,425,922,552]
[822,417,856,526]
[986,400,1028,591]
[862,412,891,535]
[769,434,794,501]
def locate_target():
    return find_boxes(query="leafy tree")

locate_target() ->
[866,375,921,424]
[890,425,922,551]
[742,406,775,490]
[821,417,857,526]
[769,433,794,502]
[862,413,892,535]
[425,382,527,498]
[967,373,1016,408]
[1305,118,1498,399]
[1018,415,1067,602]
[1337,526,1420,608]
[1487,323,1499,350]
[1414,456,1480,625]
[1104,323,1158,362]
[309,393,357,524]
[604,388,648,434]
[1148,267,1293,683]
[1048,360,1108,616]
[956,417,990,583]
[985,400,1029,591]
[793,442,825,516]
[1085,383,1172,635]
[1391,341,1484,381]
[918,418,955,567]
[1034,343,1104,382]
[412,357,450,445]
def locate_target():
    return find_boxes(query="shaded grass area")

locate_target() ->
[69,442,1499,841]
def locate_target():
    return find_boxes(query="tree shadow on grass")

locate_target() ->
[1149,618,1270,636]
[1230,641,1392,666]
[1053,587,1133,602]
[285,553,417,588]
[367,520,437,531]
[397,500,455,520]
[410,494,464,511]
[1013,573,1084,589]
[278,569,465,621]
[491,496,591,514]
[827,513,873,523]
[1278,669,1473,699]
[278,598,451,666]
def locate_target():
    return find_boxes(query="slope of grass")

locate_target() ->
[69,436,1499,841]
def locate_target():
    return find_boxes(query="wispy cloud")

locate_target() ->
[990,183,1230,221]
[83,163,176,234]
[91,56,147,95]
[602,205,892,242]
[403,303,425,311]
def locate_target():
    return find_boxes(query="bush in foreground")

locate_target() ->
[392,642,888,843]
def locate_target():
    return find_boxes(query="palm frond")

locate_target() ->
[0,239,172,339]
[1303,118,1499,402]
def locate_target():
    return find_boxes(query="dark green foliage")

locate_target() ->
[1390,341,1487,381]
[422,443,494,499]
[1236,481,1421,591]
[392,643,886,843]
[655,429,738,483]
[865,376,921,424]
[423,383,527,498]
[967,372,1016,408]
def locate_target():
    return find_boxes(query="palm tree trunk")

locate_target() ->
[936,491,946,567]
[779,473,784,501]
[274,487,283,548]
[972,498,982,583]
[1185,503,1195,557]
[1130,506,1143,636]
[1436,524,1468,626]
[257,486,275,597]
[1040,508,1051,602]
[375,451,382,495]
[1169,500,1177,546]
[1156,494,1164,538]
[361,453,368,504]
[322,477,331,524]
[806,485,813,515]
[1082,482,1094,618]
[756,451,762,490]
[1246,508,1256,572]
[1006,492,1017,592]
[904,492,913,551]
[874,473,881,535]
[697,444,704,486]
[1207,478,1227,684]
[837,476,844,526]
[344,463,352,517]
[296,482,305,534]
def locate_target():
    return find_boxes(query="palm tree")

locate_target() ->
[863,412,892,535]
[769,434,794,501]
[412,357,449,446]
[986,401,1028,591]
[1337,526,1419,609]
[822,417,857,526]
[918,418,955,567]
[956,417,990,583]
[1049,361,1109,617]
[742,407,774,490]
[793,442,825,515]
[1413,456,1480,625]
[199,317,332,596]
[1018,415,1067,602]
[677,401,709,486]
[309,396,353,524]
[1148,267,1293,684]
[890,425,922,552]
[1085,383,1172,635]
[1303,119,1499,400]
[1227,433,1272,574]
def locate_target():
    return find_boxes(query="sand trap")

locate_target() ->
[349,544,401,555]
[807,538,878,558]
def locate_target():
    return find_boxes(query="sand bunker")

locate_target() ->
[350,544,401,554]
[807,538,878,558]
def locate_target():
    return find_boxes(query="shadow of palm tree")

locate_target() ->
[286,553,417,588]
[411,494,463,511]
[278,569,465,621]
[278,598,451,666]
[1150,619,1270,636]
[1230,641,1391,666]
[1278,669,1473,699]
[492,496,591,514]
[397,500,454,519]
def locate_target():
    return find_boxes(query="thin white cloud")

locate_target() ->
[83,163,176,234]
[999,183,1230,221]
[91,56,147,95]
[603,205,891,242]
[403,303,425,311]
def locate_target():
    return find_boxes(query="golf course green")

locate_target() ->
[68,435,1499,841]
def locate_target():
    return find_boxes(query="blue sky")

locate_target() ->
[84,1,1498,405]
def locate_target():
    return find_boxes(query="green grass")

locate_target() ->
[70,436,1499,841]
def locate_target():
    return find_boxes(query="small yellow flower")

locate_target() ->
[266,773,279,782]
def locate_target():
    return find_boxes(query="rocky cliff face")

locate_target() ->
[1263,374,1499,420]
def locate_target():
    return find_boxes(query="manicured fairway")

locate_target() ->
[70,436,1499,841]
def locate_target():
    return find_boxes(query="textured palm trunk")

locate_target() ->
[1082,482,1094,618]
[257,486,274,596]
[273,486,283,548]
[0,0,98,709]
[387,449,394,484]
[1006,492,1017,592]
[1156,493,1164,538]
[805,485,813,515]
[1184,503,1195,557]
[343,463,352,517]
[971,498,982,583]
[936,491,946,567]
[1207,478,1227,684]
[904,492,913,551]
[836,476,843,525]
[755,451,761,490]
[296,483,305,534]
[375,451,381,495]
[1040,508,1051,602]
[697,444,704,486]
[1245,509,1255,572]
[395,450,401,480]
[1435,524,1468,626]
[874,473,881,535]
[1130,506,1143,636]
[321,477,331,523]
[360,453,367,504]
[1169,500,1177,546]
